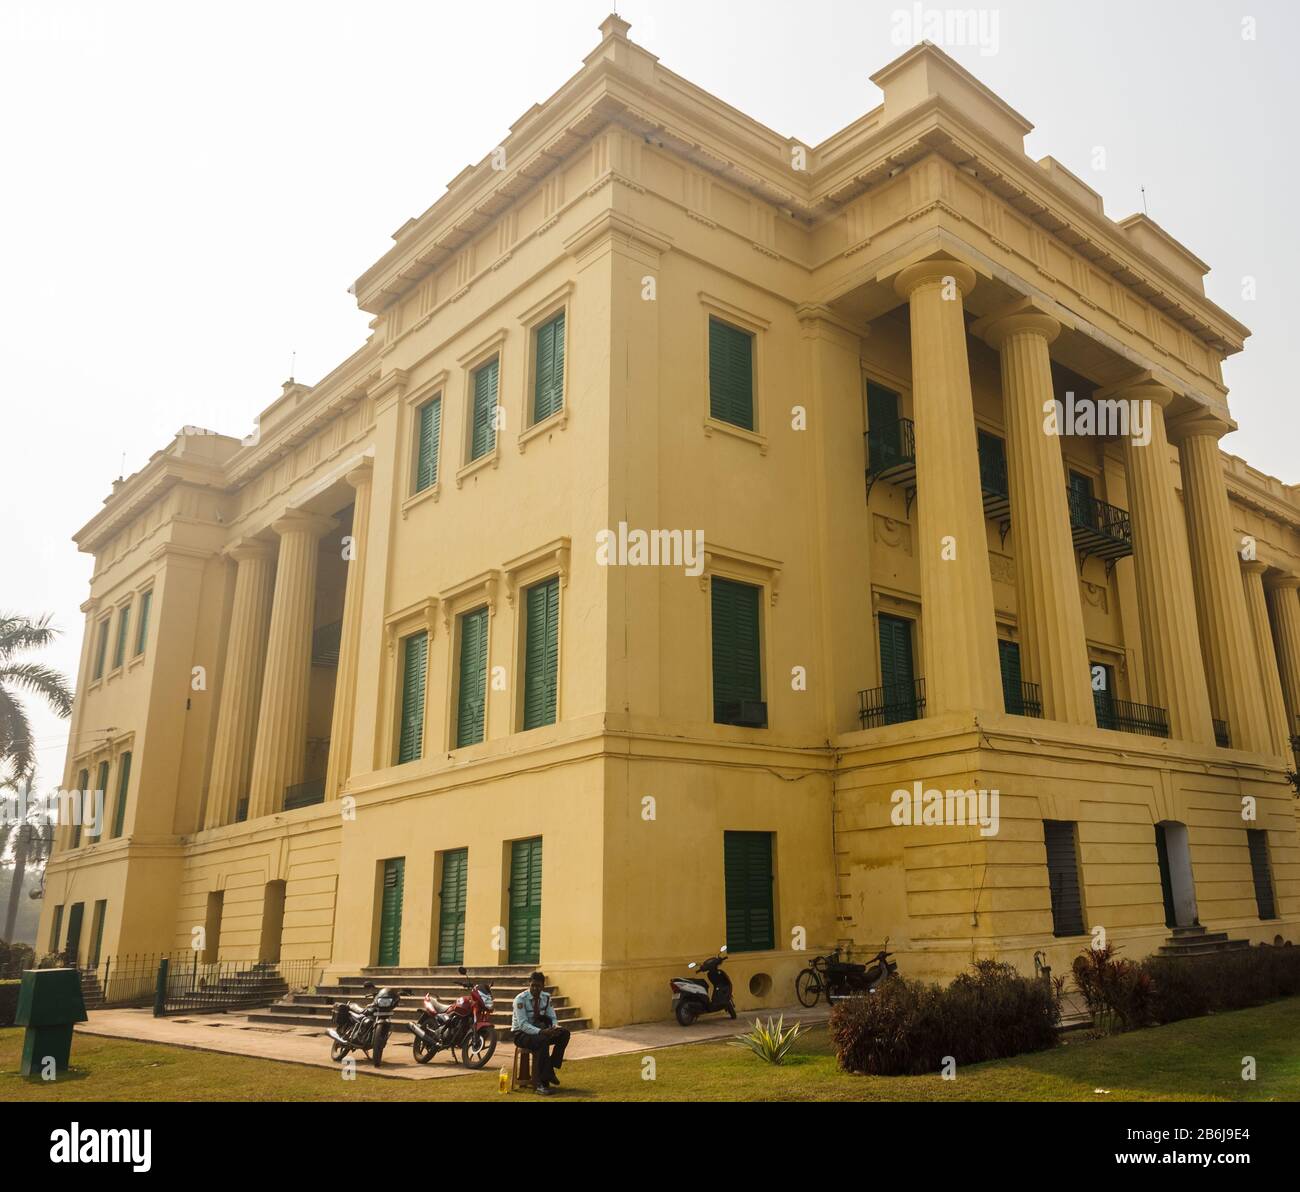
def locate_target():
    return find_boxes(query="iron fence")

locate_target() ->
[858,678,926,728]
[154,955,318,1016]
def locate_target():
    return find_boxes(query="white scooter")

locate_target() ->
[669,945,738,1026]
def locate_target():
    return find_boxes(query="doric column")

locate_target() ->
[204,540,276,828]
[1169,413,1271,753]
[246,511,336,819]
[1241,562,1292,758]
[1103,379,1214,745]
[973,304,1093,725]
[893,259,1002,715]
[324,461,373,800]
[1266,575,1300,746]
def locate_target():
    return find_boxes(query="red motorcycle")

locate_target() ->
[409,966,498,1068]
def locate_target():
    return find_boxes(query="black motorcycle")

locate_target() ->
[328,982,407,1067]
[669,946,737,1026]
[795,944,897,1007]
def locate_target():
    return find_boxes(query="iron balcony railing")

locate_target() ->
[284,777,326,810]
[1006,680,1043,718]
[1067,489,1133,562]
[1213,719,1231,749]
[1094,693,1170,738]
[859,678,926,728]
[865,417,916,479]
[978,442,1011,525]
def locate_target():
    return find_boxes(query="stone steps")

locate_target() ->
[1155,925,1251,958]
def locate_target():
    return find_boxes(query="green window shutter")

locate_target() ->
[415,397,442,492]
[456,607,489,747]
[378,858,404,966]
[437,848,469,965]
[508,837,543,965]
[396,631,428,763]
[111,752,131,838]
[1247,830,1277,920]
[877,614,916,724]
[112,606,131,669]
[523,577,560,729]
[470,358,499,460]
[998,639,1023,714]
[89,899,107,967]
[724,831,774,952]
[711,578,763,725]
[71,768,89,849]
[1044,820,1085,936]
[50,904,64,953]
[64,903,84,962]
[92,619,110,679]
[1092,661,1117,729]
[708,317,754,430]
[94,760,110,843]
[134,590,152,656]
[532,311,566,423]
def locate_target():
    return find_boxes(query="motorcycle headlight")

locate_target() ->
[375,995,395,1009]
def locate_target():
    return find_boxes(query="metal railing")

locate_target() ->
[284,777,326,809]
[866,418,916,477]
[1066,489,1133,553]
[1094,693,1170,738]
[979,443,1008,498]
[1006,680,1043,718]
[858,678,926,728]
[1213,719,1231,749]
[155,955,318,1016]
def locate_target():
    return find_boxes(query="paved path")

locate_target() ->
[76,1005,831,1081]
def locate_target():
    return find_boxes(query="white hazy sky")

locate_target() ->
[3,0,1296,788]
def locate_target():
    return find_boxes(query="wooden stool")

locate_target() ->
[511,1045,533,1090]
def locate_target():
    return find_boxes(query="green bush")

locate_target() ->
[1072,942,1154,1032]
[830,960,1060,1076]
[0,980,20,1028]
[1144,944,1300,1024]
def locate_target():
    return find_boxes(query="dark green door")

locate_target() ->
[64,902,85,964]
[1093,661,1117,729]
[1068,469,1095,529]
[437,849,469,965]
[878,613,916,723]
[89,900,107,967]
[866,382,901,469]
[999,639,1023,714]
[378,858,404,966]
[508,838,542,965]
[724,831,774,952]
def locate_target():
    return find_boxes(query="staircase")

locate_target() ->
[1155,924,1250,958]
[78,968,106,1010]
[163,962,290,1013]
[247,965,591,1034]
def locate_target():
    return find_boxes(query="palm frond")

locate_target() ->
[0,613,59,661]
[0,688,34,779]
[0,661,73,718]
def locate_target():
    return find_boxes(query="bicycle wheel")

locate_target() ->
[795,968,821,1007]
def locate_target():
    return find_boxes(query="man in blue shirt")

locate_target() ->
[511,970,570,1094]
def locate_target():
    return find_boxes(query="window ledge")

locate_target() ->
[402,482,442,518]
[456,449,500,487]
[107,665,124,682]
[128,653,145,672]
[518,407,568,452]
[703,416,767,455]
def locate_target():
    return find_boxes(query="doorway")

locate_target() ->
[259,880,286,963]
[1155,822,1198,928]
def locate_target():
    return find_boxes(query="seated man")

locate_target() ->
[511,970,570,1094]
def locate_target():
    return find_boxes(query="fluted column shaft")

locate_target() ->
[247,512,335,819]
[204,542,276,828]
[894,260,1002,715]
[1241,562,1292,758]
[976,309,1093,724]
[1172,418,1270,753]
[1266,575,1300,745]
[324,463,373,800]
[1110,382,1214,745]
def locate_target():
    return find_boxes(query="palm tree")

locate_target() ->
[0,614,72,942]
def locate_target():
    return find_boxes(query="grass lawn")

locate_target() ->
[3,998,1298,1102]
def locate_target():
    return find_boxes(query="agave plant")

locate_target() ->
[730,1014,804,1065]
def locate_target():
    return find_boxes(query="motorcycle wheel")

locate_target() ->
[412,1034,437,1064]
[461,1025,498,1069]
[372,1025,388,1067]
[330,1041,349,1063]
[675,1000,700,1027]
[795,969,820,1008]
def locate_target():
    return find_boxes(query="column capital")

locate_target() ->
[224,536,277,564]
[892,257,977,300]
[270,510,337,540]
[1094,372,1175,409]
[1167,410,1233,445]
[1265,573,1300,594]
[344,458,374,490]
[970,299,1063,349]
[1241,560,1269,577]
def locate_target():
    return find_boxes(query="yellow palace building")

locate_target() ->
[40,18,1300,1027]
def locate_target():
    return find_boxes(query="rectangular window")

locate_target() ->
[708,316,754,430]
[378,858,404,967]
[396,631,428,764]
[455,607,489,747]
[1043,820,1086,937]
[724,831,774,952]
[414,396,441,493]
[1092,660,1117,729]
[133,590,152,656]
[508,837,543,965]
[1247,829,1277,920]
[92,618,110,680]
[532,310,566,424]
[877,613,919,724]
[89,899,107,967]
[111,751,131,838]
[522,577,560,730]
[437,848,469,966]
[711,578,765,727]
[71,767,90,849]
[112,603,131,670]
[50,904,64,953]
[999,639,1023,714]
[94,759,110,843]
[470,357,499,460]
